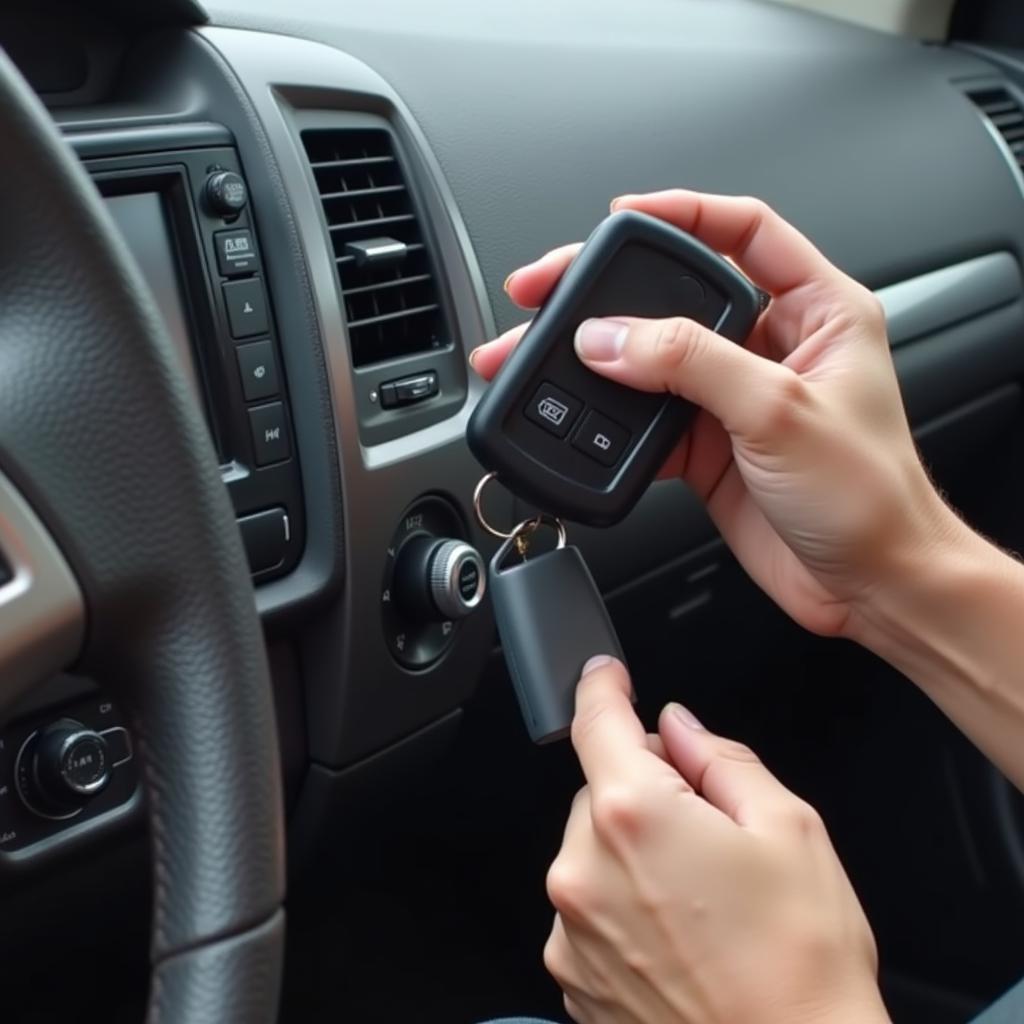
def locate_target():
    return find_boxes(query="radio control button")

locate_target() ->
[215,229,259,277]
[205,171,248,216]
[236,340,280,402]
[248,403,291,466]
[223,279,269,338]
[237,507,290,575]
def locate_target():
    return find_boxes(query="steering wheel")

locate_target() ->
[0,49,285,1024]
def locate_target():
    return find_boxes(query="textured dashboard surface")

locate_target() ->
[206,0,1024,333]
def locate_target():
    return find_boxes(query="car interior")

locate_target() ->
[2,0,1024,1021]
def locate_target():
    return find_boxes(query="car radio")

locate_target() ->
[86,143,304,581]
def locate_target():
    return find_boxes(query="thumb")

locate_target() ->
[574,315,793,439]
[658,703,809,832]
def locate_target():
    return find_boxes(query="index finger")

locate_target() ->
[505,242,582,310]
[611,190,840,296]
[571,657,650,790]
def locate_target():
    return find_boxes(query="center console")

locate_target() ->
[83,132,305,580]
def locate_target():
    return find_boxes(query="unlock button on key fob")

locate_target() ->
[572,410,631,467]
[525,382,583,439]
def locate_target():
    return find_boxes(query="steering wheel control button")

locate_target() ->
[214,229,260,277]
[17,719,111,818]
[58,733,109,795]
[205,170,248,217]
[236,340,280,402]
[100,726,133,767]
[2,697,139,848]
[524,382,583,439]
[237,507,290,575]
[380,371,439,409]
[223,279,270,339]
[248,403,291,466]
[571,410,631,468]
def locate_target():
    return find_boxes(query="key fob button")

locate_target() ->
[524,382,583,438]
[571,410,631,467]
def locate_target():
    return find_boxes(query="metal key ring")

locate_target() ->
[472,471,542,539]
[508,513,567,551]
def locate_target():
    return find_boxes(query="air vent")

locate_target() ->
[302,128,451,368]
[968,86,1024,177]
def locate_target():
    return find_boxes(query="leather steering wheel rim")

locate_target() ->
[0,48,285,1024]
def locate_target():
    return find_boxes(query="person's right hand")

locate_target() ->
[470,190,960,638]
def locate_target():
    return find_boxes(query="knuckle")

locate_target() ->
[546,859,592,916]
[590,784,649,841]
[784,798,826,838]
[712,737,762,767]
[649,317,704,375]
[542,930,569,981]
[571,699,611,748]
[758,369,808,435]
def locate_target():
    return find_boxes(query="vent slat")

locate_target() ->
[343,273,433,297]
[302,127,450,367]
[319,184,407,201]
[328,213,416,233]
[347,304,440,330]
[969,86,1024,183]
[309,155,395,170]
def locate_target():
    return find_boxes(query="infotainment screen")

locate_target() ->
[103,192,204,406]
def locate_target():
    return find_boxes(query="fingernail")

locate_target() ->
[667,702,704,730]
[581,655,614,677]
[503,271,516,293]
[574,319,628,362]
[610,194,634,211]
[467,347,480,371]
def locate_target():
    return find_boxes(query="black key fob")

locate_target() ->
[490,531,625,744]
[468,210,763,526]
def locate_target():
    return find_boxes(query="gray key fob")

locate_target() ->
[490,532,625,744]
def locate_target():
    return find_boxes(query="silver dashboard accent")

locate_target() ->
[0,471,85,715]
[876,252,1022,348]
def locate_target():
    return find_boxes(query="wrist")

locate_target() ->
[844,495,1018,689]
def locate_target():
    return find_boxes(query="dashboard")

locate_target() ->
[3,6,1024,1004]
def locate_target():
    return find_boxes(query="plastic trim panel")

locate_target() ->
[878,252,1022,347]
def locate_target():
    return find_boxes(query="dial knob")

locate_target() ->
[394,536,486,622]
[205,170,248,216]
[17,719,111,818]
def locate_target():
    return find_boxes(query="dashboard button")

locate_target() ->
[380,371,438,409]
[237,507,290,574]
[236,340,280,401]
[215,229,260,277]
[205,170,248,216]
[248,403,291,466]
[524,382,583,439]
[223,279,269,338]
[571,410,631,467]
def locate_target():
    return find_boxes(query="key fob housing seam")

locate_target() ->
[468,211,762,525]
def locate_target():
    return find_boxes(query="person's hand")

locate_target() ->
[470,191,960,637]
[543,656,890,1024]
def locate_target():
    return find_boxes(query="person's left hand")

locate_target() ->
[544,655,890,1024]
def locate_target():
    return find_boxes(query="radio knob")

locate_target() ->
[205,171,248,217]
[17,719,111,818]
[394,537,486,623]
